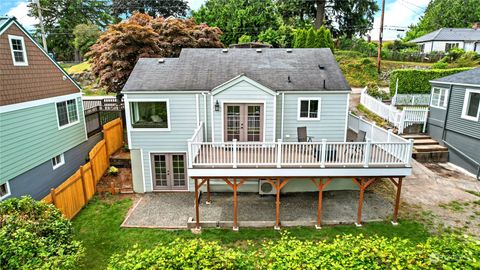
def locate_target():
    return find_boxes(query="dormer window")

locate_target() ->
[8,35,28,66]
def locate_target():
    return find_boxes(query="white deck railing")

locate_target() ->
[360,88,428,133]
[392,94,431,106]
[187,115,413,169]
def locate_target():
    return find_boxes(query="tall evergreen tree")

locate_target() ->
[305,27,317,48]
[294,29,307,48]
[316,27,326,48]
[324,28,334,51]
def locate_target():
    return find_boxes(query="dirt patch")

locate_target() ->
[372,160,480,237]
[96,168,133,194]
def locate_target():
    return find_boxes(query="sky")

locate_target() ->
[0,0,430,40]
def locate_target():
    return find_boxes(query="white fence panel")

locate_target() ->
[392,94,431,106]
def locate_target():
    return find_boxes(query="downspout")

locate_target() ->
[281,92,285,140]
[201,92,208,139]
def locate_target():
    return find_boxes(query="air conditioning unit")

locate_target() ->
[258,179,277,195]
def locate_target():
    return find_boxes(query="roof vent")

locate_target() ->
[256,49,262,53]
[323,79,326,89]
[158,58,165,64]
[288,76,291,83]
[286,49,293,53]
[222,48,229,53]
[318,65,325,70]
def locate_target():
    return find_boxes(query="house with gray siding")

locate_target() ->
[428,68,480,178]
[123,48,414,229]
[0,17,101,201]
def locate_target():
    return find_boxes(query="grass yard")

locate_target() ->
[73,196,431,270]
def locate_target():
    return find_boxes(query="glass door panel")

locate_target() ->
[226,105,241,141]
[247,105,262,141]
[171,154,186,187]
[152,154,168,189]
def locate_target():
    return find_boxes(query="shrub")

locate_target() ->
[107,233,480,269]
[366,82,390,100]
[389,68,472,95]
[453,51,480,67]
[293,29,307,48]
[238,34,252,43]
[0,197,83,269]
[107,239,241,270]
[108,166,119,176]
[431,60,449,69]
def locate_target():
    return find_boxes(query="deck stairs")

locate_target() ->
[401,134,449,163]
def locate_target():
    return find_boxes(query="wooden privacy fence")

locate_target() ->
[43,118,124,219]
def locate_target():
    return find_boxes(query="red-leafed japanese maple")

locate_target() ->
[88,13,223,93]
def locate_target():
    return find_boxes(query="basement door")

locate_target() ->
[224,103,263,142]
[151,153,187,190]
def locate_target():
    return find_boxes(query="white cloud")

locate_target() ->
[369,0,430,40]
[188,0,205,11]
[7,1,38,29]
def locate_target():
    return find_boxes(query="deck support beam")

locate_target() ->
[352,177,376,227]
[222,178,246,231]
[310,178,332,229]
[266,178,290,230]
[389,177,403,225]
[193,177,209,230]
[206,179,211,204]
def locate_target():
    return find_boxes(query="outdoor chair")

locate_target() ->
[347,130,367,158]
[297,127,313,142]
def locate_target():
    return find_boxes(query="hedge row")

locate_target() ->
[389,68,472,96]
[108,233,480,270]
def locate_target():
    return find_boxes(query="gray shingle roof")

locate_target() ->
[430,68,480,86]
[410,28,480,43]
[122,48,351,92]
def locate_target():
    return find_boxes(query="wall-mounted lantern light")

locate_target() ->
[215,100,220,112]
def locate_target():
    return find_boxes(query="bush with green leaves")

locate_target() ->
[0,196,83,269]
[431,60,449,69]
[238,34,252,44]
[107,233,480,269]
[389,67,472,95]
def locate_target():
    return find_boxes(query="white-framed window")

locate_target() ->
[445,43,459,51]
[130,101,170,129]
[0,182,11,201]
[8,35,28,66]
[297,98,321,120]
[461,89,480,121]
[56,99,79,128]
[51,153,65,170]
[430,87,449,109]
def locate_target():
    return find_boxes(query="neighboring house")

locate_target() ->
[0,17,101,201]
[410,27,480,54]
[428,68,480,177]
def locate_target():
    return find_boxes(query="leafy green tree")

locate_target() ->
[238,34,252,43]
[293,29,307,48]
[258,28,279,46]
[192,0,280,45]
[305,27,317,48]
[258,25,295,48]
[405,0,480,41]
[112,0,189,18]
[0,197,83,269]
[73,23,101,58]
[88,13,223,93]
[277,0,378,37]
[28,0,113,60]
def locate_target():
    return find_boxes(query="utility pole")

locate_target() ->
[377,0,385,74]
[32,0,48,52]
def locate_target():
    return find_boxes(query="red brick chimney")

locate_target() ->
[473,22,480,29]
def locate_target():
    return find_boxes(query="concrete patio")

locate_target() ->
[121,191,392,229]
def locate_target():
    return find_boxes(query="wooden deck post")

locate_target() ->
[274,178,281,230]
[206,179,211,204]
[233,178,239,231]
[310,178,332,229]
[194,178,200,230]
[390,177,403,225]
[352,177,376,227]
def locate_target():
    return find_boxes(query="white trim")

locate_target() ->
[220,100,267,142]
[281,92,285,140]
[195,94,199,126]
[273,94,277,142]
[202,92,208,139]
[461,88,480,121]
[8,35,28,66]
[51,153,65,170]
[297,97,322,121]
[55,98,80,130]
[0,181,11,201]
[277,90,351,94]
[5,20,82,92]
[0,20,14,35]
[210,94,215,142]
[124,94,133,148]
[140,148,146,192]
[430,87,448,110]
[429,81,480,88]
[127,98,171,131]
[122,90,206,94]
[188,167,412,177]
[211,75,276,96]
[0,93,82,113]
[344,93,350,142]
[79,97,88,141]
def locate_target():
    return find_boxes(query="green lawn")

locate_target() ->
[73,196,431,270]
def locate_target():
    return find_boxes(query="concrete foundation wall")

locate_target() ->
[130,149,144,193]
